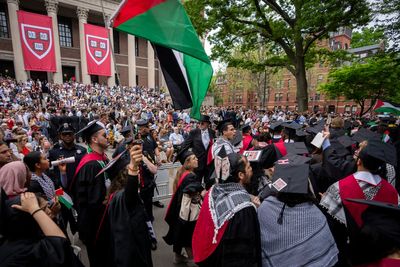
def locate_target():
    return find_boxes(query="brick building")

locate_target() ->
[0,0,164,88]
[215,28,369,114]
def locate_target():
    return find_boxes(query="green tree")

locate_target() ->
[378,0,400,52]
[319,55,400,116]
[184,0,371,111]
[351,27,385,49]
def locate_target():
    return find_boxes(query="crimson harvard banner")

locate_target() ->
[17,10,56,72]
[84,24,111,76]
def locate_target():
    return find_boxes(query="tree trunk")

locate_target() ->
[359,101,365,118]
[295,58,308,112]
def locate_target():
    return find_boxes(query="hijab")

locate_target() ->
[0,161,28,197]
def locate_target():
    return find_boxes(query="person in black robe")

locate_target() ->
[164,150,204,265]
[192,153,261,267]
[0,191,83,267]
[344,199,400,266]
[95,144,153,267]
[70,120,110,267]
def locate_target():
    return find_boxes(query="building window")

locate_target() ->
[58,17,72,47]
[276,80,283,90]
[235,94,242,103]
[135,37,139,56]
[317,75,323,84]
[0,9,9,38]
[345,105,351,113]
[287,79,291,89]
[113,29,120,54]
[286,93,289,101]
[275,93,283,102]
[315,93,321,101]
[352,105,357,113]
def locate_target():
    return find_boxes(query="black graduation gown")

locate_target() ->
[105,174,153,267]
[164,172,203,248]
[322,146,356,183]
[0,237,84,267]
[199,207,261,267]
[72,160,107,244]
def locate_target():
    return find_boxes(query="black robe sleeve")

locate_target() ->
[106,178,153,267]
[123,174,139,209]
[322,146,356,183]
[200,207,261,267]
[0,237,84,267]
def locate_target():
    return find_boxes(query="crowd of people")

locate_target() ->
[0,75,399,267]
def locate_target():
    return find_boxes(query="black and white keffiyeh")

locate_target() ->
[31,173,55,200]
[209,183,255,243]
[320,180,382,225]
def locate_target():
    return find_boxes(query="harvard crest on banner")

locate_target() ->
[17,10,56,72]
[84,24,111,76]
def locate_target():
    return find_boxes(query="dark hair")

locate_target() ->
[222,122,234,133]
[224,154,246,183]
[359,149,386,176]
[275,192,316,207]
[23,151,42,172]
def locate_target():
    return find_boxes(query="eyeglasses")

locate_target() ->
[61,132,73,136]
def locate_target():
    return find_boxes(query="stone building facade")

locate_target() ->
[0,0,165,88]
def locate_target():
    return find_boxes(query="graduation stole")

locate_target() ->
[68,152,108,191]
[339,174,398,227]
[165,170,190,222]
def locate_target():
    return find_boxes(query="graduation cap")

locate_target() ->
[216,119,234,133]
[284,142,308,155]
[77,120,104,143]
[282,121,302,130]
[295,129,309,137]
[175,149,194,165]
[277,153,311,165]
[96,149,128,178]
[120,125,132,135]
[306,120,325,135]
[351,128,381,143]
[360,139,397,167]
[269,121,283,132]
[337,135,356,148]
[346,198,400,247]
[269,161,310,224]
[271,162,309,194]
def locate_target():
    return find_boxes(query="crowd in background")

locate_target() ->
[0,75,400,267]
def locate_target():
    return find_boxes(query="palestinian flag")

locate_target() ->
[112,0,213,119]
[55,188,73,209]
[382,130,390,143]
[373,100,400,115]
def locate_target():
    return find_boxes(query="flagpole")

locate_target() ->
[100,0,120,87]
[100,0,137,142]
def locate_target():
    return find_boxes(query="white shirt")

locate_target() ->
[169,132,184,145]
[201,129,210,149]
